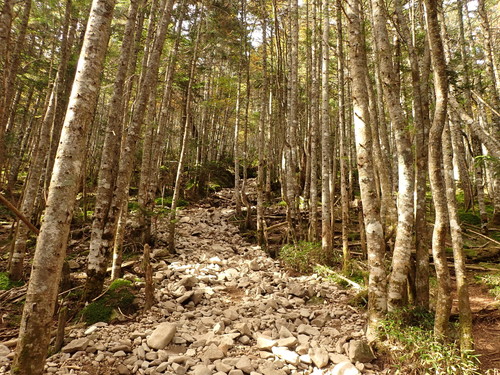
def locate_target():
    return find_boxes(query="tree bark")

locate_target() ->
[346,0,387,339]
[424,0,452,340]
[12,0,116,372]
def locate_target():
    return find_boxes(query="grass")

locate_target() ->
[378,308,482,375]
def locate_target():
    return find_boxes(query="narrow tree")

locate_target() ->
[12,0,116,372]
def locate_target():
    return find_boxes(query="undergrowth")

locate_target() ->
[279,241,332,273]
[475,273,500,300]
[81,278,137,325]
[378,308,481,375]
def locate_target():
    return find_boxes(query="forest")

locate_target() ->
[0,0,499,374]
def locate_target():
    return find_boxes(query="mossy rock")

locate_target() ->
[82,279,138,325]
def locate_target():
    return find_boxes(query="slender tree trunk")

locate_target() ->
[371,0,415,310]
[337,0,349,274]
[256,12,268,247]
[85,0,174,300]
[308,0,319,242]
[12,0,116,373]
[346,0,387,339]
[443,123,474,351]
[424,0,452,340]
[168,12,201,252]
[8,0,73,281]
[320,0,331,255]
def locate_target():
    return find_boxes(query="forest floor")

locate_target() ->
[0,183,499,374]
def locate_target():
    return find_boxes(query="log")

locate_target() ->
[0,194,39,235]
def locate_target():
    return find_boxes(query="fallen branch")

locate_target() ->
[315,264,364,290]
[0,194,39,235]
[463,225,500,246]
[266,221,288,232]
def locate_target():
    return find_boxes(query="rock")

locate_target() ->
[156,363,169,372]
[236,356,253,373]
[329,353,350,364]
[309,347,329,368]
[172,363,187,375]
[278,326,293,339]
[62,338,90,353]
[331,361,361,375]
[297,324,320,336]
[229,370,244,375]
[223,308,239,320]
[288,283,306,297]
[147,322,177,349]
[116,364,131,375]
[202,344,225,360]
[193,364,212,375]
[256,337,277,351]
[271,347,299,365]
[348,340,376,363]
[216,362,232,373]
[68,260,80,270]
[276,337,297,349]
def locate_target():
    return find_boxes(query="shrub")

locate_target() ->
[0,272,24,290]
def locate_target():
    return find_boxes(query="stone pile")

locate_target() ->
[0,191,383,375]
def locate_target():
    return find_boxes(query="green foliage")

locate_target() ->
[475,273,500,300]
[378,308,481,375]
[279,242,330,273]
[0,272,24,290]
[128,201,140,212]
[81,279,136,325]
[154,196,189,208]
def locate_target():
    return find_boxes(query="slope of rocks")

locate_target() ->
[1,191,383,375]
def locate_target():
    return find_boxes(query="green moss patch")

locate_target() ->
[82,279,137,325]
[0,272,24,290]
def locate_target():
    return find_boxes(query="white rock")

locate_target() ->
[146,322,177,349]
[256,337,277,351]
[331,361,361,375]
[271,347,299,365]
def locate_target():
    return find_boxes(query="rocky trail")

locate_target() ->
[0,187,382,375]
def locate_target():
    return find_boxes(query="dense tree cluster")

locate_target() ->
[0,0,499,373]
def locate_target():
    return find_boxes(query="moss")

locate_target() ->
[0,272,24,290]
[458,211,482,226]
[82,278,137,325]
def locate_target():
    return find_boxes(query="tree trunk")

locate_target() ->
[8,0,73,281]
[371,0,415,310]
[85,0,174,300]
[12,0,116,372]
[424,0,452,340]
[320,0,331,254]
[443,123,474,352]
[346,0,387,340]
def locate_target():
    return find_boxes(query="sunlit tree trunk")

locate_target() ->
[12,0,116,372]
[346,0,387,339]
[8,0,73,281]
[424,0,452,340]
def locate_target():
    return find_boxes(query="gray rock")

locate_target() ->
[348,340,376,363]
[147,322,177,349]
[62,338,90,353]
[331,361,361,375]
[288,283,306,297]
[309,347,329,368]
